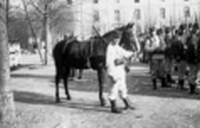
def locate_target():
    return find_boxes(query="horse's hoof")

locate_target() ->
[56,98,61,103]
[67,96,71,100]
[78,76,82,79]
[100,99,106,106]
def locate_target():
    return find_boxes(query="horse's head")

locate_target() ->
[100,22,139,54]
[118,23,139,52]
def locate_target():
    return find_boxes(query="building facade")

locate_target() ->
[68,0,200,39]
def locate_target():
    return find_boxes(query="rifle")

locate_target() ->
[92,26,107,44]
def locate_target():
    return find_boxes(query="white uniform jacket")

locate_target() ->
[106,44,134,80]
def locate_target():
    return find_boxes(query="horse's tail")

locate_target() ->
[52,43,59,63]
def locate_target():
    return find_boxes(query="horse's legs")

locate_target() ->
[69,68,75,80]
[97,68,107,106]
[55,68,61,102]
[77,69,83,79]
[63,68,71,100]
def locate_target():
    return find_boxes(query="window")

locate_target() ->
[93,10,100,22]
[114,10,120,22]
[135,0,140,3]
[115,0,120,3]
[67,0,73,4]
[160,8,166,19]
[184,6,190,17]
[93,0,98,3]
[134,9,141,20]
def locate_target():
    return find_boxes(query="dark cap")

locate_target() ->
[179,23,186,31]
[157,28,163,35]
[149,27,156,33]
[165,27,171,34]
[193,23,199,29]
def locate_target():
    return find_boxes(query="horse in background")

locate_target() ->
[52,23,139,106]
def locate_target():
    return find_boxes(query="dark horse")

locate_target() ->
[53,23,138,106]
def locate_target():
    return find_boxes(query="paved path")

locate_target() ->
[6,54,200,128]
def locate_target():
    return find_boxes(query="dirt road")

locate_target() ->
[2,54,200,128]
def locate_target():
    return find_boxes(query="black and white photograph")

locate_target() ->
[1,0,200,127]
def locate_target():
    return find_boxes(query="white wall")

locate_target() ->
[71,0,200,38]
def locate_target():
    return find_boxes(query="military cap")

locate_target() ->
[179,23,186,31]
[149,27,156,33]
[156,28,163,35]
[165,27,171,34]
[193,23,199,29]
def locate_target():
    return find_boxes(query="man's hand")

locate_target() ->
[114,58,125,66]
[129,52,139,62]
[124,65,130,73]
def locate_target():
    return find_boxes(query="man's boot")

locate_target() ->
[123,97,135,110]
[110,100,122,114]
[152,79,157,90]
[189,83,197,95]
[161,77,171,88]
[167,74,175,83]
[178,79,186,90]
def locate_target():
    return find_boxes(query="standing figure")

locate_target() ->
[186,24,200,94]
[145,28,168,90]
[106,31,135,113]
[164,27,176,84]
[174,24,188,90]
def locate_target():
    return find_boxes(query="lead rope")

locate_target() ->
[86,39,94,68]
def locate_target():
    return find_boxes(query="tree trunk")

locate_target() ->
[43,3,52,65]
[0,0,15,123]
[43,5,49,65]
[21,0,44,63]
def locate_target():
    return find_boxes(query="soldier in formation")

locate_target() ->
[144,23,200,94]
[172,24,188,90]
[144,27,169,89]
[185,23,200,94]
[164,27,176,85]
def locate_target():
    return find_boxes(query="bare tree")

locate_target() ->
[20,0,75,64]
[29,0,56,65]
[0,0,15,123]
[21,0,44,62]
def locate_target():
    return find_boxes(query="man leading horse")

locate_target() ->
[53,23,139,110]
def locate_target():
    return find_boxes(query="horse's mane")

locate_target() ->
[102,30,118,38]
[102,26,125,38]
[102,23,134,40]
[100,26,126,44]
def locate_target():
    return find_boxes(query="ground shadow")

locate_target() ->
[11,64,43,71]
[12,63,200,102]
[14,91,109,113]
[11,73,53,80]
[127,72,200,100]
[14,91,55,105]
[61,69,200,101]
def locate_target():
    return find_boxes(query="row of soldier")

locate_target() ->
[144,23,200,94]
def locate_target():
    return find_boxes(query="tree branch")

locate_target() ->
[29,0,44,14]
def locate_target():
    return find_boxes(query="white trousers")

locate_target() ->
[108,72,127,100]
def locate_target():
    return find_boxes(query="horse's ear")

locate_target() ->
[116,25,126,32]
[126,22,134,29]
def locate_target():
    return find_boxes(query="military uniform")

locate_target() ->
[145,28,168,89]
[173,27,188,90]
[186,26,200,94]
[164,27,176,84]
